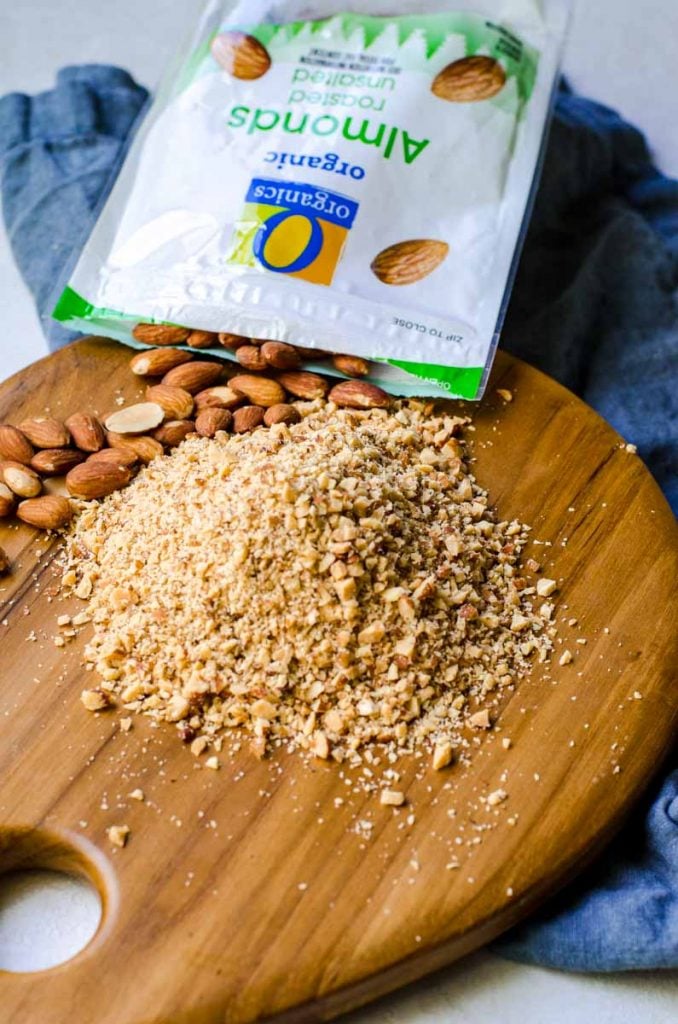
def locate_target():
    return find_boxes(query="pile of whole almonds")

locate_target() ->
[0,327,392,553]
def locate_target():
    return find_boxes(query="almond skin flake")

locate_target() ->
[63,401,557,768]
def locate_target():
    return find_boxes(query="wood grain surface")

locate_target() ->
[0,339,676,1024]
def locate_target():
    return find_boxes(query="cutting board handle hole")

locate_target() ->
[0,827,111,973]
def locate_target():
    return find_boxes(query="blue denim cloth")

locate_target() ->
[1,65,676,972]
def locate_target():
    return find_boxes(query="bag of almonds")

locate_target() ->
[54,0,568,400]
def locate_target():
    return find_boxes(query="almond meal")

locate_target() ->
[62,399,557,775]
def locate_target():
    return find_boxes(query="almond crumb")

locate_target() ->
[432,740,453,771]
[380,789,405,807]
[107,824,130,848]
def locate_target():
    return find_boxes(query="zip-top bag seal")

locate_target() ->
[54,0,569,399]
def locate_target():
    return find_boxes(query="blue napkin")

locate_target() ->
[1,65,676,972]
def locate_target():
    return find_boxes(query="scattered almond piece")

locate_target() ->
[107,824,130,848]
[432,740,454,771]
[380,789,405,807]
[80,688,112,712]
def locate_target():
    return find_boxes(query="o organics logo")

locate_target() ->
[228,178,359,286]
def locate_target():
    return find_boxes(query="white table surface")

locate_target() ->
[1,0,677,1019]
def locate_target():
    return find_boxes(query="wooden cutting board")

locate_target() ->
[1,339,676,1024]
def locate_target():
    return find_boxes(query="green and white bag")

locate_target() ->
[54,0,568,399]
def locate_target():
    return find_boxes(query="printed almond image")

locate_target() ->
[432,55,506,102]
[211,31,271,79]
[371,239,449,286]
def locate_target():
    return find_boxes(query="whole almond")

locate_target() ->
[153,420,196,447]
[1,461,42,498]
[104,402,165,435]
[65,412,105,452]
[18,417,71,449]
[0,481,15,517]
[0,424,34,465]
[66,461,133,499]
[331,354,370,377]
[0,544,9,574]
[263,404,302,427]
[233,406,265,433]
[211,31,271,80]
[17,495,73,531]
[132,323,190,346]
[328,380,391,409]
[186,330,218,349]
[130,348,194,377]
[371,239,449,286]
[261,341,300,370]
[194,386,244,412]
[277,371,329,400]
[162,361,223,394]
[229,374,287,408]
[235,345,268,372]
[218,333,249,351]
[145,384,194,420]
[195,408,233,437]
[432,55,506,103]
[87,448,139,469]
[107,433,165,464]
[31,448,85,476]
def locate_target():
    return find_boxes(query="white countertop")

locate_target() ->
[1,0,677,1018]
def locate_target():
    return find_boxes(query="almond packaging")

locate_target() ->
[54,0,568,399]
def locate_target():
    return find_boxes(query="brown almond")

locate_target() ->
[229,374,286,408]
[328,380,391,409]
[104,402,165,435]
[194,386,244,412]
[0,544,9,574]
[65,412,105,452]
[17,495,73,531]
[18,417,71,449]
[211,31,271,80]
[1,461,42,498]
[132,323,190,346]
[107,433,164,464]
[277,371,329,400]
[31,448,85,476]
[235,345,268,372]
[263,404,301,427]
[153,420,195,447]
[218,332,249,351]
[0,424,34,465]
[145,384,194,420]
[186,330,218,349]
[66,461,133,499]
[130,348,194,377]
[162,361,223,394]
[261,341,300,370]
[0,481,15,517]
[87,448,139,469]
[233,406,265,433]
[331,354,370,377]
[195,408,233,438]
[432,55,506,103]
[371,239,449,286]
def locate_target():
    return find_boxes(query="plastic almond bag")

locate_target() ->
[54,0,569,399]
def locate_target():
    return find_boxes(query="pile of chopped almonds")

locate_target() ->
[63,399,558,770]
